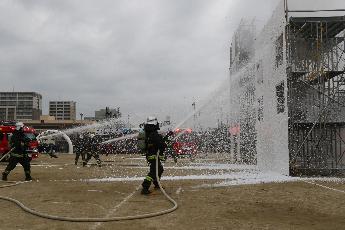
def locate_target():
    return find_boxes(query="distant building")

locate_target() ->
[95,107,121,120]
[49,101,76,120]
[0,92,42,121]
[84,117,96,121]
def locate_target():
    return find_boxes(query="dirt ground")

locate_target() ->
[0,153,344,230]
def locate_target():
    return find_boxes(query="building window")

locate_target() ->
[276,81,285,114]
[275,33,283,68]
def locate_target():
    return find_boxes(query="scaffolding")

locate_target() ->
[229,1,345,175]
[287,16,345,175]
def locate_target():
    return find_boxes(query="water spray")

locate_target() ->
[0,71,244,222]
[101,76,233,145]
[38,117,122,140]
[0,55,248,222]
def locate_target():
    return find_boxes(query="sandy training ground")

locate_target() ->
[0,153,344,230]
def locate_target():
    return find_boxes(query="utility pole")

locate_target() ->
[80,113,83,120]
[127,114,130,128]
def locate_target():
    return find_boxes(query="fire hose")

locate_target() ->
[0,148,14,162]
[0,151,178,222]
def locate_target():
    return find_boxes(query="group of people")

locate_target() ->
[74,116,171,195]
[74,133,102,167]
[1,117,171,197]
[0,122,103,181]
[74,116,172,195]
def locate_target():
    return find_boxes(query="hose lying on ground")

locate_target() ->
[0,181,28,188]
[0,151,178,222]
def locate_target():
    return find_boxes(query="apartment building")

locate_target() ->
[49,101,76,120]
[0,92,42,121]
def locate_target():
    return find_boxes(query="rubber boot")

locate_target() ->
[153,181,159,189]
[153,182,164,190]
[2,172,8,181]
[25,174,32,181]
[141,187,151,195]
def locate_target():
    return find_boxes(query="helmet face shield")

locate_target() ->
[146,116,158,125]
[15,122,24,131]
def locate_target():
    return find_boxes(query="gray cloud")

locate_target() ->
[4,0,341,124]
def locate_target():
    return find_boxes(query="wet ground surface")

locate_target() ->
[0,153,344,230]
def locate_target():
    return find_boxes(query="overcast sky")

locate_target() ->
[1,0,343,125]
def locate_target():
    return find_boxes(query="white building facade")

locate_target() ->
[229,0,345,176]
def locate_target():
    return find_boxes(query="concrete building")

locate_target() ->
[229,0,345,175]
[95,107,120,120]
[84,117,96,121]
[49,101,76,121]
[0,92,42,121]
[40,115,55,121]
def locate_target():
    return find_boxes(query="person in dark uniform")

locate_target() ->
[74,134,86,165]
[83,134,102,167]
[141,117,171,195]
[48,143,58,158]
[2,122,32,181]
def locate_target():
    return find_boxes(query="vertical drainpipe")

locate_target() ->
[284,0,289,24]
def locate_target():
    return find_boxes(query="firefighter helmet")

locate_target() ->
[146,116,158,125]
[15,122,24,130]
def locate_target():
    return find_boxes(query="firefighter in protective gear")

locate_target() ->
[2,122,32,181]
[141,117,168,195]
[83,133,102,167]
[74,134,86,165]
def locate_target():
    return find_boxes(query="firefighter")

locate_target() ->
[48,143,58,158]
[83,133,102,167]
[2,122,32,181]
[141,116,171,195]
[74,134,86,165]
